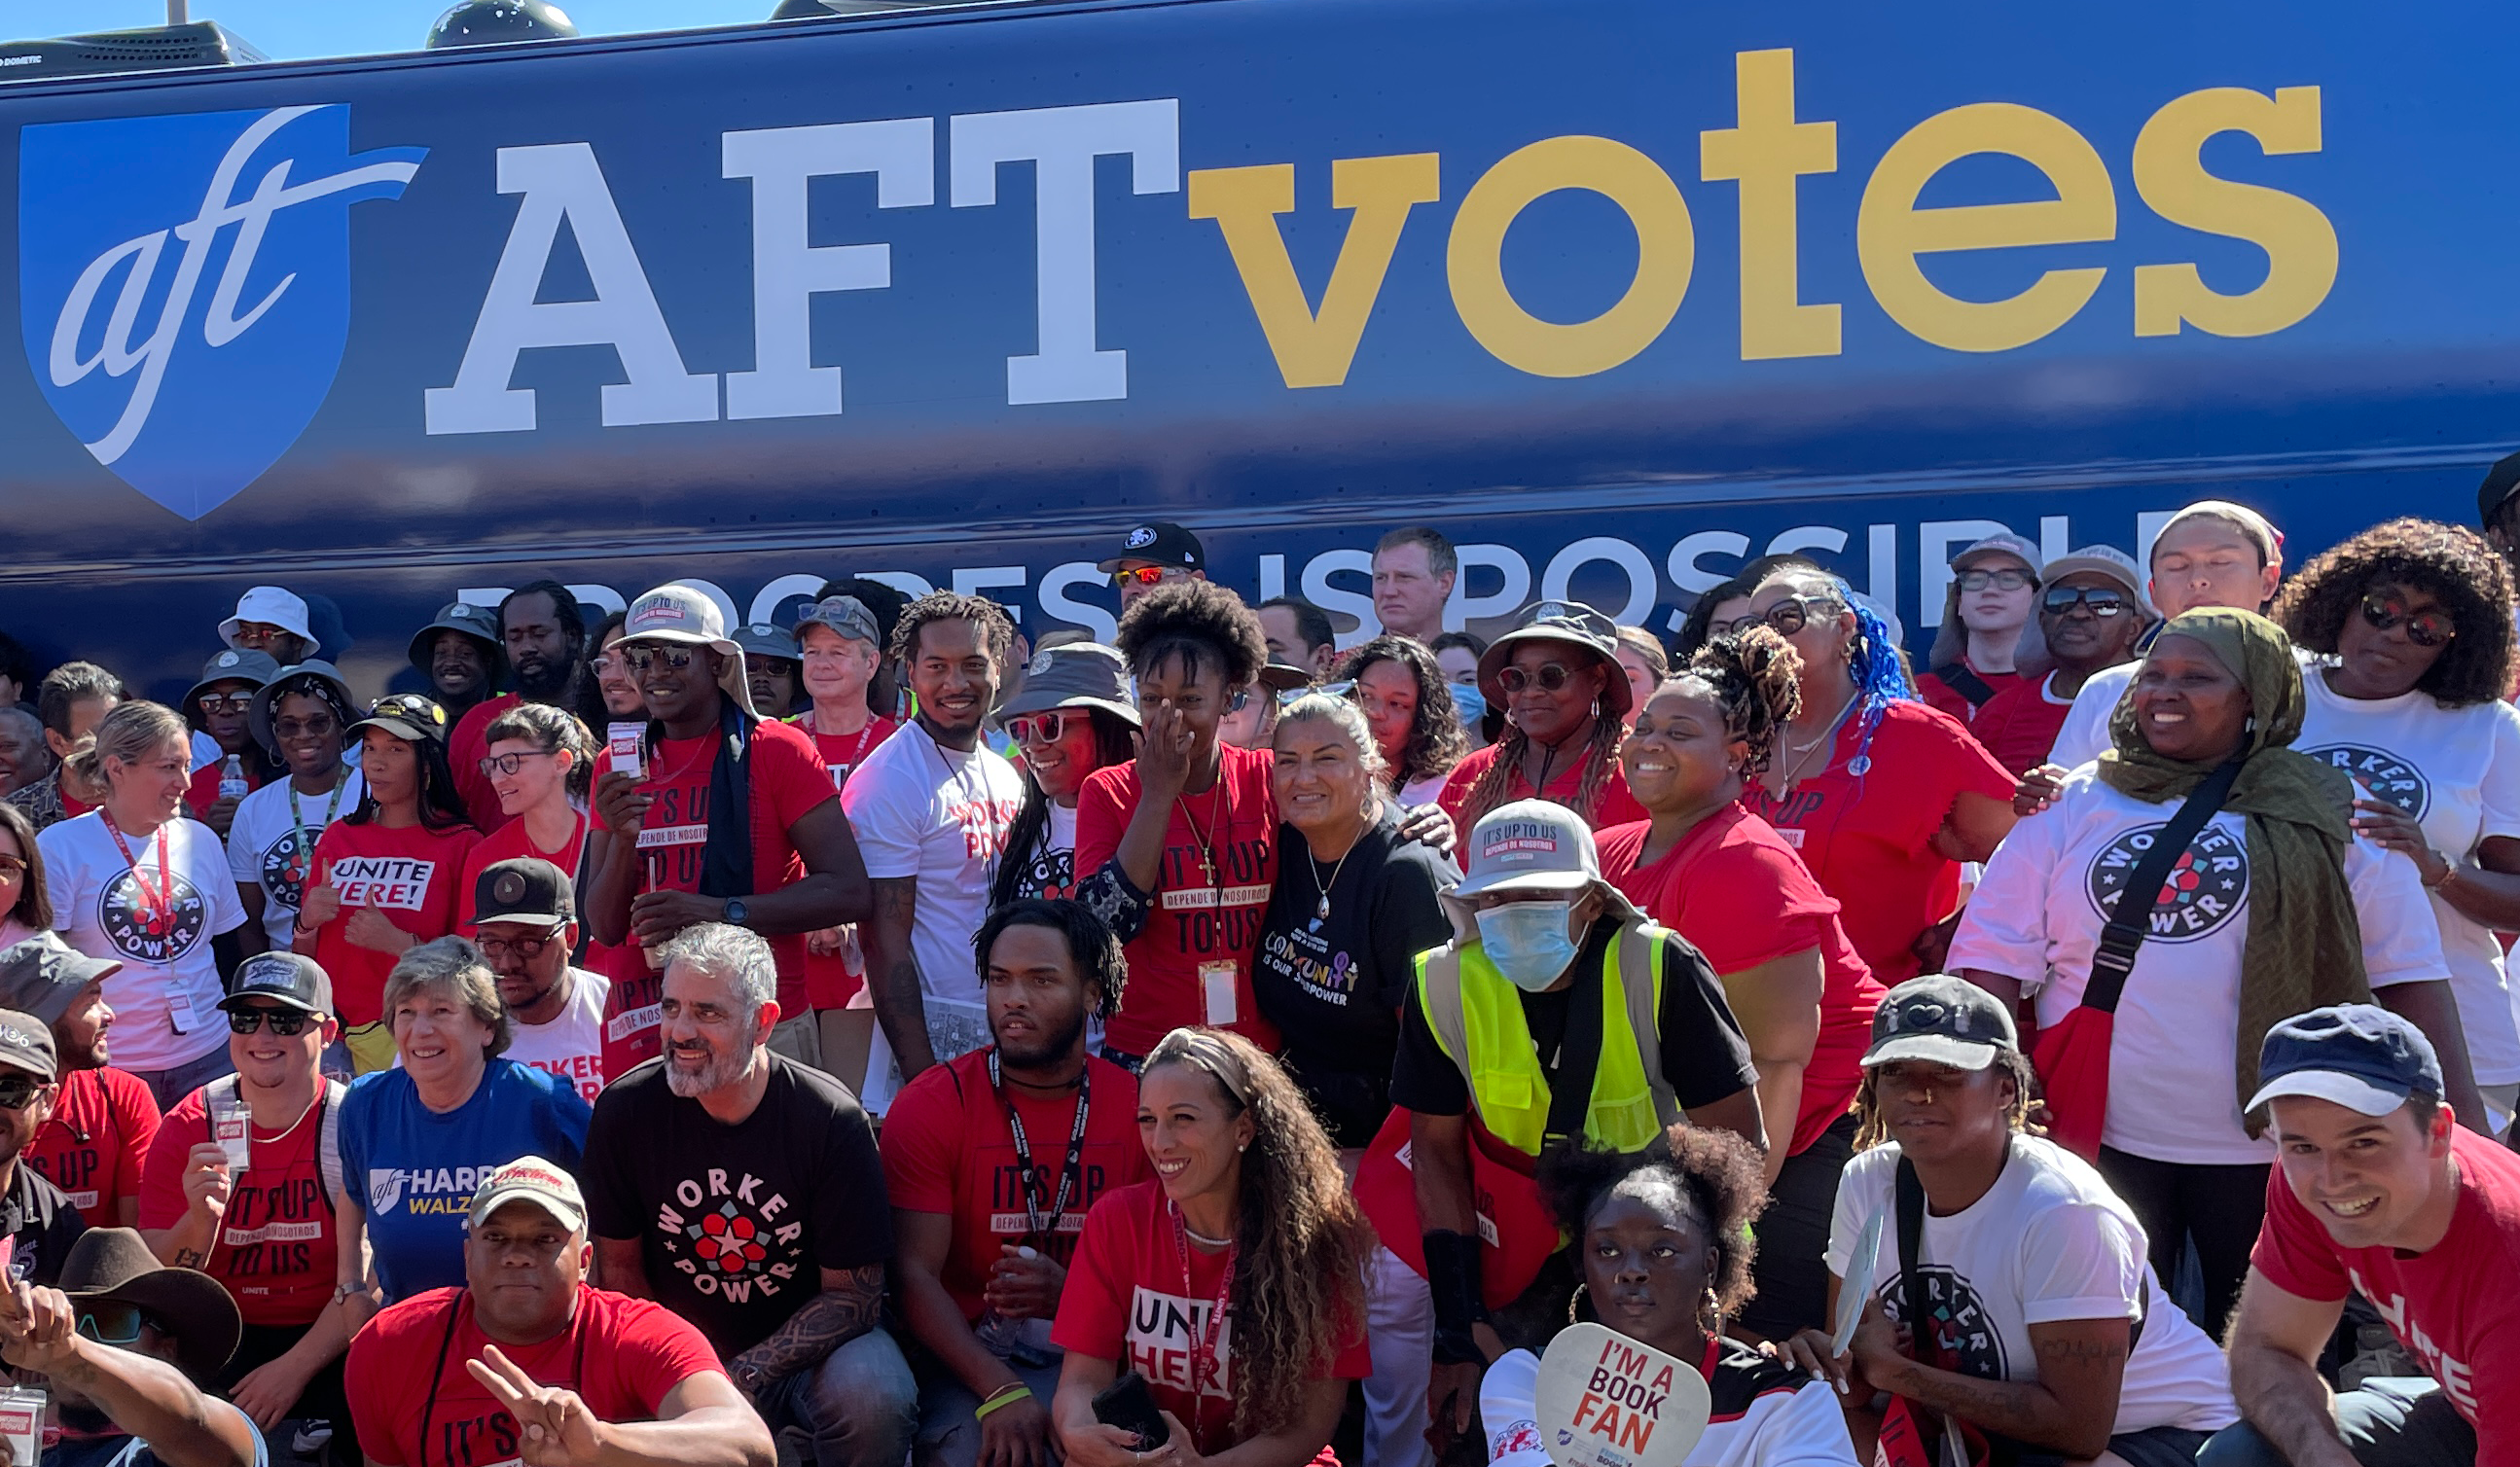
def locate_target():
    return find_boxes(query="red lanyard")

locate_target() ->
[100,812,170,925]
[1169,1201,1236,1450]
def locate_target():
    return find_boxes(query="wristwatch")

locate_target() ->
[722,898,749,926]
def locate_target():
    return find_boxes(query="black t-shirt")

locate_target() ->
[1389,916,1757,1121]
[581,1054,888,1359]
[1253,815,1458,1147]
[3,1158,86,1286]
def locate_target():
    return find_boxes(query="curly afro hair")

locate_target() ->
[2272,518,2517,708]
[1536,1124,1768,1323]
[1115,578,1268,691]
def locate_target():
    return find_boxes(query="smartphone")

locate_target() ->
[1090,1373,1170,1449]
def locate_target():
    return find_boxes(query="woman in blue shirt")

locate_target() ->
[332,936,590,1322]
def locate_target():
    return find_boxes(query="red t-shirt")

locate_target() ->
[1742,701,2013,987]
[348,1284,725,1467]
[185,760,265,823]
[457,809,590,930]
[1435,741,1649,846]
[1597,809,1881,1156]
[1051,1181,1370,1455]
[306,820,486,1027]
[23,1067,159,1226]
[589,940,662,1082]
[791,713,898,1009]
[136,1086,338,1327]
[594,720,836,1020]
[879,1049,1150,1322]
[1915,662,2026,725]
[2252,1127,2520,1442]
[1074,745,1280,1057]
[449,695,523,836]
[1966,672,2077,776]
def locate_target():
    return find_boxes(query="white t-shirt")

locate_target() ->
[841,720,1024,1113]
[1950,768,2448,1163]
[489,967,608,1104]
[1399,771,1450,808]
[2295,669,2520,1086]
[225,770,365,949]
[37,811,246,1071]
[1826,1134,2238,1435]
[1483,1342,1856,1467]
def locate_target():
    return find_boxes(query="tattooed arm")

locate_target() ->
[859,876,936,1078]
[1852,1303,2131,1460]
[726,1265,885,1392]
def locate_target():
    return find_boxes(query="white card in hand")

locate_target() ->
[1832,1210,1885,1358]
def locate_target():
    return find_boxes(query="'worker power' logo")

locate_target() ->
[2086,821,2250,943]
[18,105,424,519]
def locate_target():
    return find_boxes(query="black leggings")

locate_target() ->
[2097,1147,2269,1342]
[1741,1112,1857,1340]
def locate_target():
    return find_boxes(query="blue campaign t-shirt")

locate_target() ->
[338,1058,592,1302]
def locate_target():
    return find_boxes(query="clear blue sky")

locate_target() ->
[11,1,781,59]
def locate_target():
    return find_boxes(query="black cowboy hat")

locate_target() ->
[57,1229,240,1381]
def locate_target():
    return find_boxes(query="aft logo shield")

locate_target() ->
[18,105,424,519]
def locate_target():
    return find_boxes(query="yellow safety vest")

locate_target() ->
[1416,918,1680,1157]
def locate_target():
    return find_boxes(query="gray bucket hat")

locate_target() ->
[184,649,280,714]
[997,643,1139,726]
[406,601,502,675]
[248,661,356,756]
[1476,600,1630,717]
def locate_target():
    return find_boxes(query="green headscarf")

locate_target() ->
[2097,607,2369,1134]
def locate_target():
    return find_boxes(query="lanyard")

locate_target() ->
[99,812,170,926]
[1172,779,1230,953]
[1169,1200,1237,1451]
[288,774,348,878]
[989,1049,1091,1246]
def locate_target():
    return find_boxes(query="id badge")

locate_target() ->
[1200,961,1240,1026]
[166,988,199,1035]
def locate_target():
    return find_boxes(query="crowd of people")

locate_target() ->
[2,480,2519,1467]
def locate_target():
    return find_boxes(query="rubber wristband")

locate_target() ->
[974,1384,1032,1419]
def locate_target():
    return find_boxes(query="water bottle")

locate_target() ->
[217,755,248,801]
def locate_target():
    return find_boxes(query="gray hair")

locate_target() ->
[1277,693,1388,783]
[383,936,513,1058]
[659,923,778,1040]
[68,700,189,791]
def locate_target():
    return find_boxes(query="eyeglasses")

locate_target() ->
[619,645,699,673]
[1494,662,1578,695]
[197,694,252,715]
[0,855,23,879]
[1757,595,1841,637]
[1955,567,2035,592]
[2359,592,2456,649]
[227,1006,311,1036]
[1708,614,1763,638]
[272,715,339,740]
[477,928,564,961]
[478,750,558,778]
[1109,566,1180,589]
[1005,711,1075,745]
[0,1077,47,1111]
[2040,586,2132,618]
[590,652,629,677]
[76,1305,148,1346]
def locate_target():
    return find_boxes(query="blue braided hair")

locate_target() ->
[1758,569,1916,779]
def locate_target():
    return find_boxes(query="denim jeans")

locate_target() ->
[913,1351,1062,1467]
[755,1327,918,1467]
[2200,1378,2472,1467]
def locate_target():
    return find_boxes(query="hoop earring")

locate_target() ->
[1567,1284,1589,1325]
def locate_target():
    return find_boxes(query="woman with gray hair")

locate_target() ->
[332,936,593,1320]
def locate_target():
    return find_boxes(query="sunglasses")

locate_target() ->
[2359,592,2456,649]
[0,1077,47,1111]
[478,750,558,778]
[2041,586,2131,618]
[1005,711,1077,745]
[1494,662,1579,695]
[1955,567,2035,592]
[1109,566,1180,589]
[272,714,339,740]
[478,928,564,961]
[619,645,699,673]
[197,693,253,715]
[76,1304,148,1346]
[227,1006,311,1036]
[1757,595,1841,637]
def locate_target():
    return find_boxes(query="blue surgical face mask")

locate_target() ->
[1450,682,1489,725]
[1474,899,1581,990]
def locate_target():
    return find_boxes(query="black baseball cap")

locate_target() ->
[1861,974,2020,1072]
[2249,1004,2442,1118]
[474,858,574,927]
[2481,450,2520,527]
[350,693,452,746]
[221,952,334,1018]
[1097,521,1206,573]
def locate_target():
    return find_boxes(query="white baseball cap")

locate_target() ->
[622,584,756,717]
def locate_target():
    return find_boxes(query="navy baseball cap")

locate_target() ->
[2248,1004,2442,1118]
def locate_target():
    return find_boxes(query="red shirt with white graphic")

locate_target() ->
[348,1284,723,1467]
[23,1066,159,1227]
[592,719,836,1020]
[306,820,485,1028]
[2253,1127,2520,1448]
[1075,744,1280,1056]
[791,712,898,1009]
[1052,1181,1369,1455]
[879,1049,1149,1322]
[449,694,523,835]
[1599,806,1883,1156]
[137,1086,338,1327]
